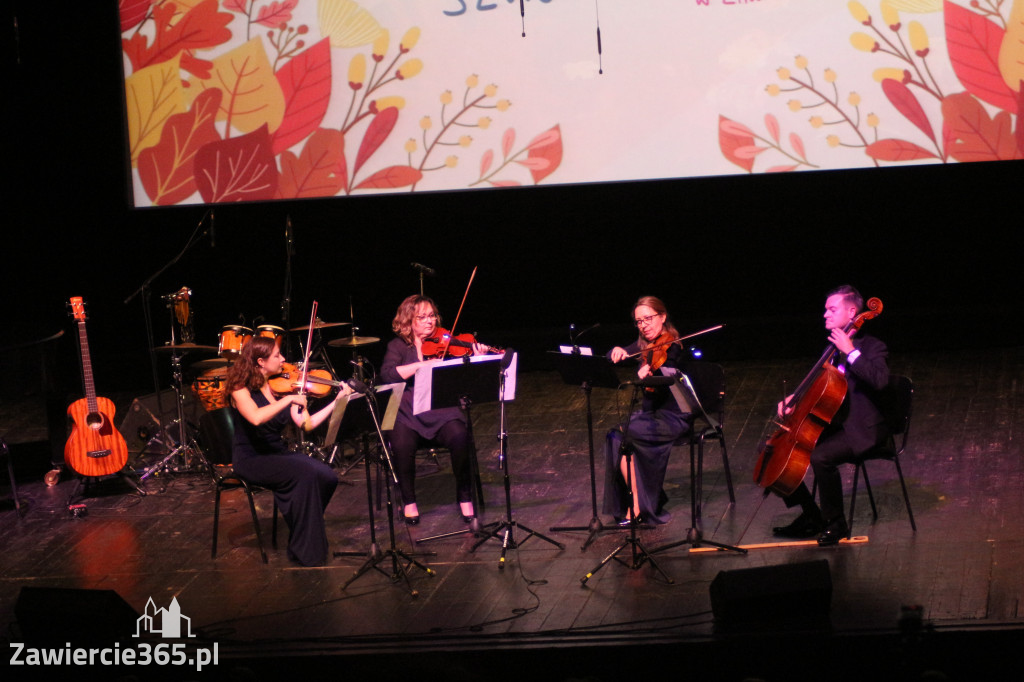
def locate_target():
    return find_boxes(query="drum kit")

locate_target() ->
[139,287,381,477]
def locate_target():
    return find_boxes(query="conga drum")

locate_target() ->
[256,324,285,349]
[191,367,228,411]
[218,325,252,358]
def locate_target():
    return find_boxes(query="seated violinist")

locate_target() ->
[378,295,489,525]
[225,336,352,566]
[770,285,890,546]
[604,296,691,526]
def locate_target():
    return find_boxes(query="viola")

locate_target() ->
[752,297,883,496]
[268,362,338,397]
[421,327,502,359]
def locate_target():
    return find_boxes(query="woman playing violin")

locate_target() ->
[225,336,352,566]
[379,295,489,525]
[605,296,691,526]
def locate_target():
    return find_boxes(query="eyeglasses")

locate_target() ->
[634,314,661,327]
[415,313,438,321]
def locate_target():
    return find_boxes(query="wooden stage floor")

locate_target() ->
[1,346,1022,680]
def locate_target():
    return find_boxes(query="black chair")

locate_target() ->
[197,407,278,563]
[848,374,916,533]
[677,361,736,506]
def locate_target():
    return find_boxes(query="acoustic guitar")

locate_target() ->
[64,297,128,478]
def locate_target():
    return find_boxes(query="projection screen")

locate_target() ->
[119,0,1024,206]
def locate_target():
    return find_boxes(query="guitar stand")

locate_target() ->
[334,385,435,597]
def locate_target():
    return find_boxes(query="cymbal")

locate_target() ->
[153,343,218,353]
[328,335,380,348]
[290,319,352,332]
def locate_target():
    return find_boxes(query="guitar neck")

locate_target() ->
[76,317,100,415]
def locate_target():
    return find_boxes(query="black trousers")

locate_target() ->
[389,419,473,506]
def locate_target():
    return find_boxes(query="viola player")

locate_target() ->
[225,336,352,566]
[378,295,489,525]
[604,296,690,526]
[771,285,890,546]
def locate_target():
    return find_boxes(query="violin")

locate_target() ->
[642,331,676,372]
[421,327,502,359]
[752,298,883,496]
[268,363,339,397]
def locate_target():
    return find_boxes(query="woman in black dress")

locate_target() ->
[378,295,488,525]
[225,336,351,566]
[604,295,691,525]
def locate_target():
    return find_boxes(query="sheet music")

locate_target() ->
[558,345,593,356]
[324,382,405,445]
[413,353,518,415]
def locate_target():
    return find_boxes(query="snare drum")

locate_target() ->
[218,325,252,358]
[256,324,285,349]
[191,368,228,411]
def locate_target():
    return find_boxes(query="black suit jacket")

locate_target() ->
[827,334,890,453]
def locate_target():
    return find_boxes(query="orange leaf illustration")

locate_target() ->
[941,91,1021,162]
[272,38,333,155]
[189,38,285,136]
[122,0,232,80]
[138,89,223,205]
[194,125,279,202]
[277,127,347,199]
[526,124,562,184]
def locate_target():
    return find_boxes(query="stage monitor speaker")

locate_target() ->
[15,586,140,644]
[709,559,832,627]
[118,389,204,455]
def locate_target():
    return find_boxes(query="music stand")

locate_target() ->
[547,347,624,550]
[330,383,437,596]
[648,373,745,557]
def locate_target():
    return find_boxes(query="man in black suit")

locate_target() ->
[771,285,891,546]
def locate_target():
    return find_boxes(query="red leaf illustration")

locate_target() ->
[865,139,939,161]
[733,145,768,160]
[123,0,233,79]
[941,92,1021,162]
[138,89,223,205]
[719,116,755,172]
[119,0,152,33]
[514,157,551,170]
[353,106,399,177]
[256,0,298,28]
[765,114,780,143]
[354,165,423,190]
[194,125,279,203]
[277,127,346,199]
[502,128,515,158]
[789,132,806,160]
[272,38,332,156]
[882,78,936,143]
[525,124,562,184]
[479,149,494,178]
[944,0,1018,113]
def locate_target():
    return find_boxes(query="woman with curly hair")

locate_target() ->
[224,336,351,566]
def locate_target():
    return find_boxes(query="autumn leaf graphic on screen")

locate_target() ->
[120,0,563,205]
[719,0,1024,174]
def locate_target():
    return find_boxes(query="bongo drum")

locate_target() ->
[256,324,285,349]
[191,367,228,411]
[218,325,252,358]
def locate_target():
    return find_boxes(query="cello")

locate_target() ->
[752,297,883,497]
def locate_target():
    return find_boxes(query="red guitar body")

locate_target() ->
[64,297,129,478]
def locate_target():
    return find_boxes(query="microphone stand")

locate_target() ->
[281,216,295,359]
[124,209,213,416]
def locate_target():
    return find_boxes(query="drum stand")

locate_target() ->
[138,351,204,481]
[335,385,435,597]
[580,388,672,585]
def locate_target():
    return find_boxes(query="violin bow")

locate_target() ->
[298,301,318,429]
[624,324,725,360]
[438,266,477,361]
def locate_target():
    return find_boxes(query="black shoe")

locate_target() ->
[816,517,849,546]
[772,510,824,538]
[617,513,644,527]
[403,513,420,526]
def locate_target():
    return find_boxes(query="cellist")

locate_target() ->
[605,296,691,526]
[771,285,891,546]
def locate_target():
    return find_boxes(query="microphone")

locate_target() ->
[620,376,676,388]
[346,376,371,394]
[209,209,215,247]
[411,262,436,276]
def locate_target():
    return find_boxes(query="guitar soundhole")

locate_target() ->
[86,412,104,430]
